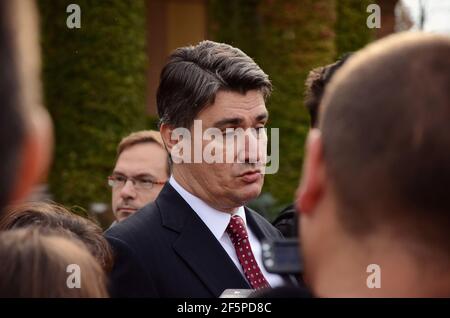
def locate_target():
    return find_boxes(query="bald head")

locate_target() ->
[319,33,450,245]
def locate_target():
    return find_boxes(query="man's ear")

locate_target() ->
[160,123,178,154]
[10,108,53,203]
[296,129,326,215]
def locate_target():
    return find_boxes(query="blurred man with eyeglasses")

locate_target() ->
[109,130,169,222]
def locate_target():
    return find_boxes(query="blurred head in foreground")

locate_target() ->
[0,228,108,297]
[297,32,450,297]
[0,0,53,214]
[0,201,113,272]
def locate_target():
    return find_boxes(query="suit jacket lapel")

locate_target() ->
[173,214,251,296]
[156,183,250,297]
[245,207,273,241]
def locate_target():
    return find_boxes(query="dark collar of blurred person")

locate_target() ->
[109,130,169,223]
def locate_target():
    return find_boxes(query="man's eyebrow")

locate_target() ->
[112,172,155,179]
[256,112,269,122]
[133,173,155,179]
[213,117,243,128]
[213,113,269,128]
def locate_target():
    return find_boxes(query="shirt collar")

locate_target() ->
[169,176,247,241]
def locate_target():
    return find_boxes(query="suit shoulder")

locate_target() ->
[246,207,283,238]
[246,207,272,225]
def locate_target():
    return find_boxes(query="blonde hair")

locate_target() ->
[117,130,165,155]
[117,130,169,176]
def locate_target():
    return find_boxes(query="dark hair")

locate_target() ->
[272,204,298,238]
[157,40,272,128]
[0,228,108,298]
[304,54,352,127]
[320,34,450,251]
[0,201,113,272]
[0,1,25,212]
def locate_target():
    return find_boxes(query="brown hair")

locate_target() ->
[304,54,351,127]
[0,228,108,297]
[320,33,450,251]
[0,201,113,273]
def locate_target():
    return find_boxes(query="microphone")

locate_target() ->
[219,289,254,298]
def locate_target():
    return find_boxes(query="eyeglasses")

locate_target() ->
[108,175,166,191]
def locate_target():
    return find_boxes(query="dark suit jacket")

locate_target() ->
[105,183,290,298]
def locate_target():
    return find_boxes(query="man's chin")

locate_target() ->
[116,210,136,222]
[236,181,263,204]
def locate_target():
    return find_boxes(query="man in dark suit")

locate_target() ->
[106,40,292,297]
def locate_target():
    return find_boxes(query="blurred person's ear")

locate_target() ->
[296,129,326,215]
[6,0,53,203]
[10,107,53,202]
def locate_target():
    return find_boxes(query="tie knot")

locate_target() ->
[226,215,248,242]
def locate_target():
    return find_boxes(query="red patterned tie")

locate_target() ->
[226,215,270,290]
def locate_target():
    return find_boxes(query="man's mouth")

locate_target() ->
[117,207,137,213]
[239,169,262,183]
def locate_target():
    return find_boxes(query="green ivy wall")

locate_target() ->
[39,0,375,219]
[39,0,148,210]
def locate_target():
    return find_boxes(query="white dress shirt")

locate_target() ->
[169,176,284,288]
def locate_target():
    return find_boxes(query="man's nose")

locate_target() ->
[119,180,136,199]
[240,129,267,164]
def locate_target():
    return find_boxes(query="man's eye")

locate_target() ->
[255,126,267,136]
[115,176,126,182]
[139,179,153,185]
[222,129,235,136]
